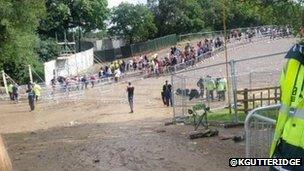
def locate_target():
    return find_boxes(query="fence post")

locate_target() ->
[230,59,238,123]
[130,44,134,57]
[244,88,249,114]
[253,94,256,109]
[182,78,186,116]
[172,74,175,119]
[274,87,278,104]
[28,65,33,83]
[249,71,252,89]
[260,92,263,106]
[2,70,8,95]
[268,88,271,105]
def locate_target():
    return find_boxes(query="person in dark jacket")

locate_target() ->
[12,83,19,102]
[26,82,35,111]
[163,81,172,107]
[126,82,134,113]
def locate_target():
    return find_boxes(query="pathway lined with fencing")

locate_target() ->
[1,27,293,111]
[171,37,294,120]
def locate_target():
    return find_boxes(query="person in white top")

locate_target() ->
[114,68,121,82]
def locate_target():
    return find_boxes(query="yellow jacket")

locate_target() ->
[33,84,42,97]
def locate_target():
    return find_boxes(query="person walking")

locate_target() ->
[270,27,304,171]
[26,83,36,111]
[33,83,42,102]
[12,83,19,103]
[217,78,227,101]
[161,85,166,105]
[197,77,205,98]
[126,82,134,113]
[114,68,121,82]
[8,83,13,101]
[163,80,172,107]
[205,75,215,101]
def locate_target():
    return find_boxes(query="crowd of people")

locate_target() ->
[48,26,286,100]
[198,76,227,101]
[6,82,41,111]
[97,26,288,79]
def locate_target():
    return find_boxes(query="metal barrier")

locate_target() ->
[245,104,280,171]
[145,30,283,79]
[171,36,287,120]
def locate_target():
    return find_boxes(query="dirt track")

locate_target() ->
[0,38,296,171]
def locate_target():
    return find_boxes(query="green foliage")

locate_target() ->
[39,0,109,38]
[109,3,158,44]
[0,0,46,84]
[36,38,60,63]
[1,0,303,84]
[83,30,107,40]
[147,0,304,34]
[156,0,205,36]
[192,102,206,111]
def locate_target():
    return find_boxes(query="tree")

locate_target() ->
[0,0,46,83]
[156,0,205,36]
[109,3,158,44]
[36,38,60,63]
[39,0,109,39]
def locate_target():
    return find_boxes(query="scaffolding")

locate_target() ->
[1,70,18,95]
[56,32,79,78]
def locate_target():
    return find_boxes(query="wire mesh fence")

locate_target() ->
[171,44,288,122]
[233,52,286,90]
[245,104,280,171]
[95,25,283,62]
[172,62,230,120]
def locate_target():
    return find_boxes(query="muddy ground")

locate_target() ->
[0,38,296,171]
[5,119,245,171]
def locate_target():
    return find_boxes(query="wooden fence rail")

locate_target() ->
[236,86,280,114]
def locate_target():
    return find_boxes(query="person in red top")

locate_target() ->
[126,82,135,113]
[90,75,96,88]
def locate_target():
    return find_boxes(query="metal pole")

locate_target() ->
[230,60,238,123]
[78,28,81,51]
[171,74,175,119]
[249,71,252,89]
[222,0,232,114]
[2,70,8,95]
[28,65,33,83]
[182,78,186,116]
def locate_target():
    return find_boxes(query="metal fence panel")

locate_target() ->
[172,62,231,119]
[233,52,286,90]
[120,45,132,58]
[245,104,280,171]
[131,34,178,55]
[171,35,289,122]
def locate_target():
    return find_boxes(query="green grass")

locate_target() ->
[185,106,279,125]
[185,108,246,124]
[208,109,246,123]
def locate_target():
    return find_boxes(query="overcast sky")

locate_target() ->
[108,0,147,8]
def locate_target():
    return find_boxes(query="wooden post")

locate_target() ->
[253,94,256,109]
[244,88,248,114]
[260,92,263,107]
[274,87,278,104]
[2,70,8,95]
[28,65,33,83]
[268,88,270,105]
